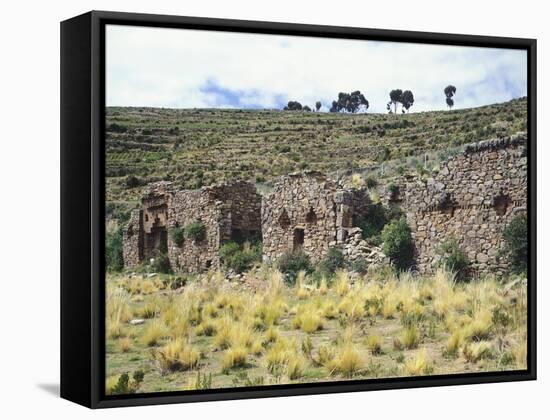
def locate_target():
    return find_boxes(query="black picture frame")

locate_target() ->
[60,10,537,409]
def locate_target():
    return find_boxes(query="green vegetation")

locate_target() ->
[436,238,470,281]
[106,267,527,394]
[185,221,206,242]
[149,251,171,274]
[106,228,124,272]
[319,247,345,274]
[503,213,528,274]
[105,370,145,395]
[381,218,414,270]
[105,98,527,204]
[278,249,312,284]
[170,226,185,247]
[219,241,262,273]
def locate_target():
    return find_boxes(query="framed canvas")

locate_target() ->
[60,10,537,408]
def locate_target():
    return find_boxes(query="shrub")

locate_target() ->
[125,175,142,188]
[350,257,369,273]
[365,175,378,188]
[106,228,124,272]
[503,213,528,274]
[319,247,345,274]
[436,238,470,281]
[105,370,145,395]
[278,249,312,285]
[149,250,172,274]
[170,227,185,247]
[106,122,128,133]
[381,218,414,270]
[354,203,387,239]
[184,372,212,390]
[185,221,206,242]
[219,241,262,273]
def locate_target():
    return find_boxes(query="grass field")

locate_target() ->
[105,267,527,394]
[105,97,527,205]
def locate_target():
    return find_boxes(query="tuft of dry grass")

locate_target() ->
[319,277,328,295]
[325,343,364,378]
[395,325,420,350]
[265,325,279,343]
[463,341,493,363]
[142,320,166,347]
[292,304,324,333]
[286,355,307,380]
[333,270,351,297]
[152,338,199,373]
[119,337,132,353]
[366,335,382,355]
[404,349,432,376]
[221,346,248,373]
[511,341,527,369]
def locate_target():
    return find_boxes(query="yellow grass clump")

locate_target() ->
[394,325,420,350]
[292,304,324,333]
[404,349,432,376]
[222,346,248,373]
[338,294,366,321]
[152,338,199,373]
[265,325,279,343]
[286,355,307,380]
[324,343,364,378]
[119,337,132,353]
[333,270,351,297]
[463,341,493,363]
[142,320,166,347]
[366,335,382,355]
[265,337,305,376]
[319,277,328,295]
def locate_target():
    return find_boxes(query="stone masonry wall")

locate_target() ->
[262,171,370,264]
[404,136,527,276]
[123,181,262,273]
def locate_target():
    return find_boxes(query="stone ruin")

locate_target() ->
[123,181,261,273]
[122,136,527,276]
[261,171,374,263]
[403,135,527,276]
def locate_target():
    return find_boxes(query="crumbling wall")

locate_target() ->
[122,209,143,268]
[262,171,371,263]
[122,181,262,273]
[404,136,527,276]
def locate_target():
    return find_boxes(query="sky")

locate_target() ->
[106,25,527,113]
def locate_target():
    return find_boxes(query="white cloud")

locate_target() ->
[106,25,527,113]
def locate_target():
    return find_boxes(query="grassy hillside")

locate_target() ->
[106,97,527,204]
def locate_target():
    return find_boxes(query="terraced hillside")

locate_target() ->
[106,97,527,205]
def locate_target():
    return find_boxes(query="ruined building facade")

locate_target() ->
[123,181,261,273]
[261,172,370,263]
[403,136,527,276]
[122,136,527,276]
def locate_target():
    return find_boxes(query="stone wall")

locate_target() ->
[123,181,262,273]
[403,136,527,276]
[262,171,370,263]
